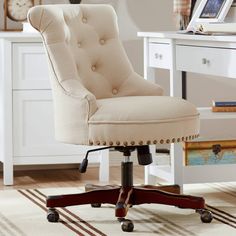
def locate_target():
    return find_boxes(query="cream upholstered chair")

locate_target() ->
[28,4,212,232]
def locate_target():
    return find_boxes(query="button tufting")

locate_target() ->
[91,65,96,71]
[78,42,81,47]
[112,88,118,95]
[82,17,87,23]
[100,39,105,45]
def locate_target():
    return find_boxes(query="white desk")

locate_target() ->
[138,31,236,189]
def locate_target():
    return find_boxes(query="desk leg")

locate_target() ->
[3,156,13,186]
[169,69,184,190]
[143,38,158,185]
[99,149,109,183]
[144,145,157,185]
[170,40,184,191]
[143,37,155,82]
[170,143,183,193]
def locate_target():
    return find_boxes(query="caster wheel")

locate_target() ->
[47,208,59,222]
[197,209,213,223]
[91,203,101,208]
[121,219,134,232]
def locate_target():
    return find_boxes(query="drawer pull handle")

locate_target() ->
[202,58,210,65]
[155,53,163,59]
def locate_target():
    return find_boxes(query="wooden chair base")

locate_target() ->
[47,184,205,218]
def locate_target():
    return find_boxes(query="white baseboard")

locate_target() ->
[0,150,146,173]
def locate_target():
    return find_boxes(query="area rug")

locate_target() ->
[0,182,236,236]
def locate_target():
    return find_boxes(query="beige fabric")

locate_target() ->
[28,4,199,146]
[89,96,199,146]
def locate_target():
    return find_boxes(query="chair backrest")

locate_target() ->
[28,4,136,99]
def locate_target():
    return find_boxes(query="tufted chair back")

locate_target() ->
[28,4,162,99]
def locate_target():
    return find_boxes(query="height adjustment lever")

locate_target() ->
[79,146,111,173]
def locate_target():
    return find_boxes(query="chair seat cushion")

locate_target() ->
[88,96,199,146]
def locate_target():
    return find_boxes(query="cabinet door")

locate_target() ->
[13,90,83,156]
[12,43,51,90]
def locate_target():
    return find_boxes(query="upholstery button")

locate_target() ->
[82,17,87,23]
[78,42,81,47]
[91,65,96,71]
[112,88,118,95]
[100,39,105,45]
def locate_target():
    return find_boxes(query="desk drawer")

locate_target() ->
[149,43,171,69]
[176,45,236,78]
[13,43,50,90]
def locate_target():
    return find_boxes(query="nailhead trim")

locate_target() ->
[88,134,200,146]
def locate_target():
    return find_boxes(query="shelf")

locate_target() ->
[148,163,236,184]
[183,164,236,184]
[198,107,236,120]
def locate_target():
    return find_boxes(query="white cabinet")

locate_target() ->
[0,33,109,185]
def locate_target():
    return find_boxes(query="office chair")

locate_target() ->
[28,4,212,232]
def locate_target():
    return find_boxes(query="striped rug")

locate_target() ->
[0,182,235,236]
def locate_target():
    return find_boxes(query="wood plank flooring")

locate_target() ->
[0,166,144,190]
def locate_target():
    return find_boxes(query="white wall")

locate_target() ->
[1,0,236,139]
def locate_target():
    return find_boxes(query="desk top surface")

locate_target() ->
[0,31,41,41]
[138,31,236,42]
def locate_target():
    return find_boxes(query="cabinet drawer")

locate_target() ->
[176,45,236,78]
[13,43,50,90]
[13,90,83,156]
[149,43,171,69]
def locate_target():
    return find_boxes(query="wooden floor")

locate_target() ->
[0,166,144,190]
